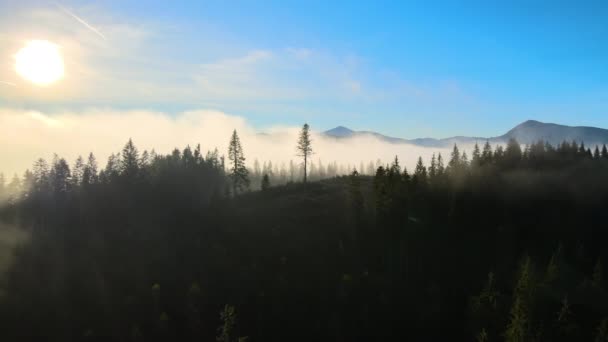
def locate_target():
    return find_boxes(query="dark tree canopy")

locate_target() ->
[1,138,608,341]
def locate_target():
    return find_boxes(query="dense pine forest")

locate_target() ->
[1,130,608,341]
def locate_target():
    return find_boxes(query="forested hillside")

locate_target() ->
[1,137,608,341]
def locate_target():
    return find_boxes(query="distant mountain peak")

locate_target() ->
[324,126,355,137]
[320,120,608,148]
[501,120,608,145]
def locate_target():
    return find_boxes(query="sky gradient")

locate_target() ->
[1,0,607,138]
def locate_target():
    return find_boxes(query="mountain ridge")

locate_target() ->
[323,120,608,147]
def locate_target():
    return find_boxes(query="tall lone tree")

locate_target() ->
[297,123,313,183]
[228,129,249,195]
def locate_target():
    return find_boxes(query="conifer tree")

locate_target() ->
[595,146,601,159]
[82,153,98,185]
[472,143,481,167]
[505,138,522,165]
[297,123,313,183]
[228,130,250,195]
[429,153,437,179]
[261,173,270,191]
[602,144,608,159]
[32,158,49,192]
[120,138,140,178]
[7,174,22,202]
[414,156,427,184]
[449,144,461,170]
[482,141,493,164]
[72,156,85,186]
[437,153,445,175]
[390,156,401,174]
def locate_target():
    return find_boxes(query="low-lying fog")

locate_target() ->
[0,108,477,177]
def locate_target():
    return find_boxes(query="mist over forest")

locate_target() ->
[1,123,608,341]
[3,1,608,341]
[0,108,461,180]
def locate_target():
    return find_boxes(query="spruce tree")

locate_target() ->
[120,138,140,178]
[472,143,481,167]
[261,173,270,191]
[82,153,98,185]
[482,141,493,164]
[449,144,461,170]
[72,156,85,186]
[437,153,445,175]
[228,130,250,195]
[414,156,427,184]
[297,123,313,183]
[429,154,437,179]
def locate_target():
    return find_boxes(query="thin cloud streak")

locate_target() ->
[0,81,16,87]
[53,2,107,40]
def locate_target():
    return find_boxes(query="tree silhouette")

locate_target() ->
[296,123,313,183]
[228,130,250,195]
[261,173,270,191]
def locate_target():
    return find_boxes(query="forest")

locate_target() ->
[1,125,608,341]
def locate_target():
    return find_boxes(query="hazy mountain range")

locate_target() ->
[323,120,608,147]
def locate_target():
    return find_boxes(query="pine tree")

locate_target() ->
[505,295,528,342]
[82,153,98,185]
[120,138,140,178]
[228,130,250,195]
[216,305,247,342]
[414,156,427,184]
[505,256,535,342]
[253,159,261,179]
[7,174,21,203]
[297,123,313,183]
[437,153,445,175]
[32,158,49,192]
[72,156,85,186]
[50,157,71,193]
[505,138,522,165]
[390,155,401,174]
[482,141,493,164]
[261,174,270,191]
[472,143,481,167]
[140,150,150,168]
[429,153,437,179]
[449,144,461,170]
[602,144,608,159]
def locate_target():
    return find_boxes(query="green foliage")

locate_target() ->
[217,304,247,342]
[596,318,608,342]
[476,328,488,342]
[2,137,608,341]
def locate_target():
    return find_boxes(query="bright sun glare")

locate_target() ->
[14,40,65,86]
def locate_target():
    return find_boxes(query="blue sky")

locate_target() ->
[1,0,607,138]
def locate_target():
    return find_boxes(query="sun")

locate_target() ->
[14,40,65,86]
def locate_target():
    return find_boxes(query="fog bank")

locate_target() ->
[0,108,472,176]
